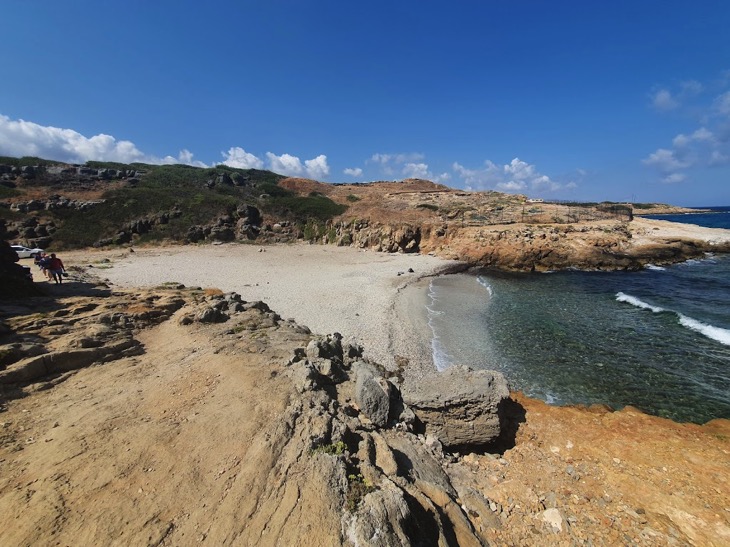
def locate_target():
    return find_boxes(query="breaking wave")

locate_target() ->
[616,292,730,347]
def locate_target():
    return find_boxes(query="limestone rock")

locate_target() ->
[354,363,392,428]
[404,365,509,448]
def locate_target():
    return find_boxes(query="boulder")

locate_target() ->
[354,363,392,428]
[403,365,509,448]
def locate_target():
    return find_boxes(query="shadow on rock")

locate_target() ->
[483,396,527,455]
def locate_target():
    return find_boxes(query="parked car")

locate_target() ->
[11,245,44,258]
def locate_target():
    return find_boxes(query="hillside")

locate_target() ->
[1,157,727,274]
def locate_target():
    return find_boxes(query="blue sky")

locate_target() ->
[2,1,730,206]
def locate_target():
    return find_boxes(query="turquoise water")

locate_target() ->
[427,211,730,424]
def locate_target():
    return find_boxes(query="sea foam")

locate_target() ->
[678,315,730,346]
[616,292,730,346]
[615,292,664,313]
[476,276,494,297]
[427,280,452,371]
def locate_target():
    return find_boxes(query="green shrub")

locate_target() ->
[310,441,347,456]
[0,186,19,199]
[346,474,375,512]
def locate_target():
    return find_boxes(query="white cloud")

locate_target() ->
[496,180,526,191]
[454,157,574,194]
[173,149,208,167]
[403,162,429,178]
[645,72,730,184]
[503,158,537,181]
[453,160,502,188]
[0,114,210,167]
[370,152,424,165]
[266,152,304,176]
[714,91,730,116]
[221,147,264,169]
[672,127,714,148]
[160,149,208,167]
[304,154,330,179]
[366,152,426,178]
[642,148,690,171]
[344,167,363,177]
[710,150,729,165]
[663,173,686,184]
[651,89,679,110]
[0,114,145,163]
[680,80,703,96]
[266,152,330,179]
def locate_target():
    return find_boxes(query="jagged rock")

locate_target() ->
[404,365,510,448]
[209,226,235,242]
[354,363,392,428]
[195,306,228,323]
[289,361,319,393]
[346,482,414,546]
[0,343,46,369]
[186,225,205,242]
[306,333,344,363]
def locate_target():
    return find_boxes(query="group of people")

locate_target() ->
[34,252,66,284]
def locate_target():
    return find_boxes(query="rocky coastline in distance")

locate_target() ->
[2,157,729,273]
[2,158,730,545]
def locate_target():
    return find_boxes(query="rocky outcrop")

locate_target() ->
[324,220,422,253]
[0,163,144,181]
[8,197,105,213]
[0,288,186,382]
[185,204,263,243]
[0,221,40,298]
[282,333,511,544]
[1,216,58,250]
[419,221,730,271]
[404,365,510,449]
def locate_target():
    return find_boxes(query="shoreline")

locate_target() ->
[60,223,730,406]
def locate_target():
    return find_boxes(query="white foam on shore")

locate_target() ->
[426,279,452,371]
[644,264,666,271]
[476,276,494,297]
[426,275,496,372]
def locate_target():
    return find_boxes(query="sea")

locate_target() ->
[426,207,730,424]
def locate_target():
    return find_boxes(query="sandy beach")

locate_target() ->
[59,217,730,378]
[64,243,463,375]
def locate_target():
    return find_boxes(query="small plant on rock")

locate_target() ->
[346,473,375,512]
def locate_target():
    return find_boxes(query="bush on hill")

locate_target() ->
[2,157,348,248]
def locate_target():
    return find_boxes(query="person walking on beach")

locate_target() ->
[48,253,66,284]
[38,252,52,280]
